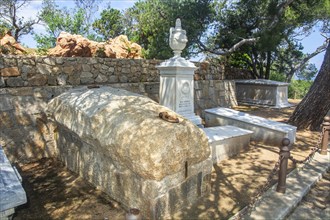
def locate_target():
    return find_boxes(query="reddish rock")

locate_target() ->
[48,32,141,59]
[107,35,142,59]
[0,32,26,55]
[1,67,21,77]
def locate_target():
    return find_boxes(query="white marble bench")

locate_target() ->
[202,126,254,163]
[0,146,27,220]
[204,107,296,146]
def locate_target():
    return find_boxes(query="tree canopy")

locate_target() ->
[0,0,40,41]
[124,0,215,59]
[202,0,330,81]
[92,7,124,41]
[1,0,328,82]
[34,0,88,50]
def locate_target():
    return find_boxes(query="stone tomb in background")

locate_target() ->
[47,87,212,219]
[235,79,292,108]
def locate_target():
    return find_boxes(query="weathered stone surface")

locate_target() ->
[28,74,48,86]
[80,71,93,78]
[22,58,36,66]
[57,74,68,85]
[1,67,20,77]
[95,74,108,83]
[36,63,52,75]
[0,77,4,87]
[6,78,24,87]
[3,58,17,67]
[0,32,26,55]
[43,57,56,66]
[48,32,142,59]
[21,65,34,76]
[80,77,94,84]
[62,66,74,74]
[0,111,14,128]
[47,87,212,218]
[109,75,118,83]
[47,87,210,181]
[47,76,57,86]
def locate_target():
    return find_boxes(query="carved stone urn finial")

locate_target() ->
[169,18,188,58]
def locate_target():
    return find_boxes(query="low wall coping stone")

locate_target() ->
[235,79,289,86]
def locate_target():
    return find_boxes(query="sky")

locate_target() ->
[16,0,326,70]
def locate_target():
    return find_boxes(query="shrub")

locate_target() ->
[288,79,313,99]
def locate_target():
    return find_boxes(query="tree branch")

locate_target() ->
[268,0,295,29]
[294,41,327,71]
[198,37,259,55]
[198,0,296,57]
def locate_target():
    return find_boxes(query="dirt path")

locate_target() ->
[14,159,125,220]
[14,100,325,219]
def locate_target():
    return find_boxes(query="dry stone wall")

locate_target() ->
[0,55,246,162]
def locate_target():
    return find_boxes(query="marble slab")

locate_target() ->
[0,146,27,213]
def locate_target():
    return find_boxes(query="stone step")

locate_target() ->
[202,125,254,164]
[204,107,297,146]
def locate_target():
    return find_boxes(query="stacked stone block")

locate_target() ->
[0,55,241,162]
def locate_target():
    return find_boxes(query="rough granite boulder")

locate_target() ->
[48,86,209,180]
[0,32,26,55]
[48,32,142,58]
[47,86,211,218]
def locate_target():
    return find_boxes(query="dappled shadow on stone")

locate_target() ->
[174,103,321,219]
[172,143,278,219]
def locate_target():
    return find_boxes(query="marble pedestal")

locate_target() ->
[157,57,202,126]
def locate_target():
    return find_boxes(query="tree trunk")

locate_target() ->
[288,42,330,131]
[265,51,271,79]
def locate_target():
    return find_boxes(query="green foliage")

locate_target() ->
[0,22,10,37]
[74,0,102,36]
[124,0,215,59]
[34,33,56,53]
[34,0,88,50]
[92,7,124,40]
[94,47,106,58]
[288,79,313,99]
[272,70,314,99]
[210,0,329,80]
[0,44,10,54]
[296,63,318,80]
[269,71,286,82]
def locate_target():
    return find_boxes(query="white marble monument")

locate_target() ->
[157,18,202,126]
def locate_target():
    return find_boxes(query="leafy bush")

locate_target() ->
[270,72,286,82]
[270,72,313,99]
[288,79,313,99]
